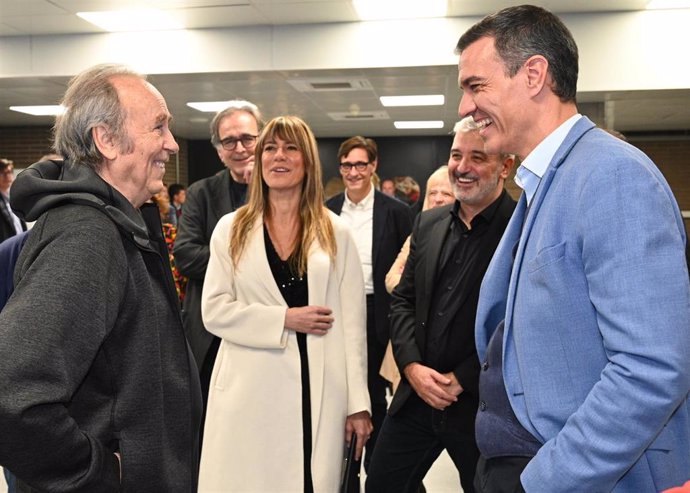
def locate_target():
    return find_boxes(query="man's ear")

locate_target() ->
[370,159,378,172]
[524,55,549,96]
[92,125,118,161]
[500,155,516,180]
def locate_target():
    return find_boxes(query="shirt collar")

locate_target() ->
[519,113,582,180]
[344,184,375,210]
[450,189,505,229]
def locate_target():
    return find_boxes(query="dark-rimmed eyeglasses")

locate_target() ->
[219,134,258,151]
[339,161,370,173]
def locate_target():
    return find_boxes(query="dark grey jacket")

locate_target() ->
[173,169,244,368]
[0,159,202,492]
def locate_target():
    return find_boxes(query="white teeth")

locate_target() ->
[468,118,491,130]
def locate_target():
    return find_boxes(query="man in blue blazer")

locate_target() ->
[456,5,690,492]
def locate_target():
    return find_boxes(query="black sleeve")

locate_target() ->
[174,183,211,280]
[389,213,422,373]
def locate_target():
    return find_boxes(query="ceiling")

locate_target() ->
[1,0,688,140]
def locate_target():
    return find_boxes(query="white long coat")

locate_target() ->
[198,210,370,492]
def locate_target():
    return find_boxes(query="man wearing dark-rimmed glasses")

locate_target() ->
[326,135,413,472]
[174,101,263,440]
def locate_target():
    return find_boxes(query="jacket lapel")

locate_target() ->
[306,239,330,441]
[505,117,596,337]
[212,170,235,220]
[476,193,527,359]
[424,213,452,298]
[248,218,287,305]
[329,194,345,215]
[372,191,386,269]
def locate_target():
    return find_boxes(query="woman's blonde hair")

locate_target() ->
[421,165,452,211]
[229,115,336,275]
[152,189,172,223]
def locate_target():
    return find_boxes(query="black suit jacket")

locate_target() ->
[326,190,413,343]
[388,191,516,429]
[0,198,26,244]
[173,169,245,368]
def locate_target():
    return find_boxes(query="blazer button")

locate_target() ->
[482,362,489,371]
[479,401,487,411]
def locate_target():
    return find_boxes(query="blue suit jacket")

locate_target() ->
[475,117,690,492]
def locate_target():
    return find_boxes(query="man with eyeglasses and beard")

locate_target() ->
[326,136,413,471]
[174,100,263,428]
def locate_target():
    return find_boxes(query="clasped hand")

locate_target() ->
[404,362,463,410]
[284,305,334,335]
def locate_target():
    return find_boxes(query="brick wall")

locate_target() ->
[0,127,55,167]
[631,137,690,233]
[632,138,690,209]
[0,126,189,187]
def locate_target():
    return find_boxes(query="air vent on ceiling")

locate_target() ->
[328,111,389,121]
[287,78,373,92]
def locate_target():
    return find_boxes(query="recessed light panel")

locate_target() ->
[394,121,444,129]
[187,102,233,113]
[77,9,183,32]
[380,95,444,107]
[353,0,447,20]
[647,0,690,8]
[10,105,65,116]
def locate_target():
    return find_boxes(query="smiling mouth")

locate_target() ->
[453,173,477,185]
[468,117,492,130]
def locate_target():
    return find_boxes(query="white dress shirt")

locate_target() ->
[340,185,375,294]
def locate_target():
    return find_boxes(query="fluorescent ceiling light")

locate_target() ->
[10,105,65,116]
[394,121,444,129]
[647,0,690,8]
[77,9,183,32]
[186,101,236,113]
[353,0,447,20]
[380,95,444,107]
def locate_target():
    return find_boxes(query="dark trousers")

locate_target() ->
[3,468,16,493]
[365,295,388,472]
[474,456,530,493]
[366,394,479,493]
[198,335,221,451]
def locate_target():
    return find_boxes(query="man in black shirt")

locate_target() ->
[366,117,516,493]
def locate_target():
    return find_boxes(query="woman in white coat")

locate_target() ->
[199,115,372,492]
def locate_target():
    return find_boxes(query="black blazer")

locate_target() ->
[388,191,516,427]
[326,190,413,343]
[0,199,26,244]
[173,169,245,368]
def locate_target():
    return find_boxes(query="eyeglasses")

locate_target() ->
[219,134,257,151]
[339,161,370,173]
